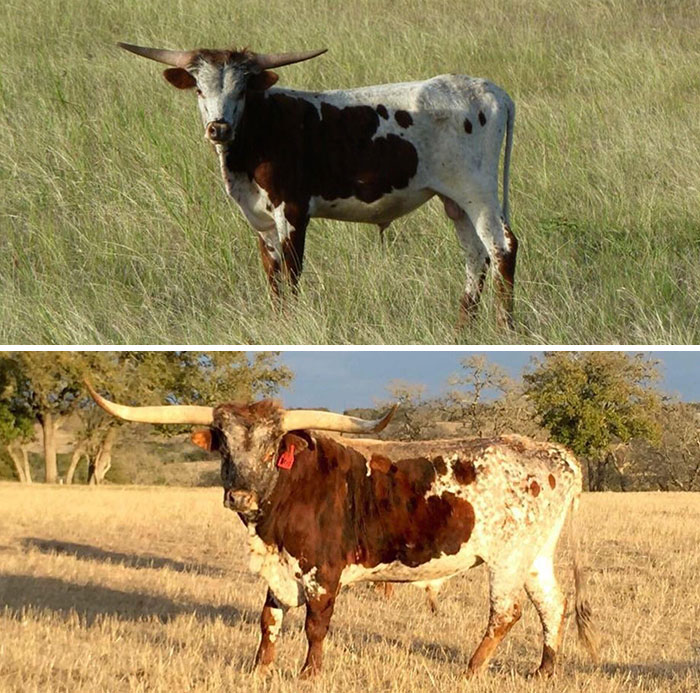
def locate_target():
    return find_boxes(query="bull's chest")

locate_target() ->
[246,526,325,608]
[217,154,275,232]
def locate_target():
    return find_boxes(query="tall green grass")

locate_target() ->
[1,0,698,344]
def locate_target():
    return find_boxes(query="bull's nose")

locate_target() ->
[206,121,232,142]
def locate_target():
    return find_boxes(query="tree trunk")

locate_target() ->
[65,444,86,485]
[6,444,27,483]
[20,445,31,484]
[42,412,58,483]
[89,428,117,485]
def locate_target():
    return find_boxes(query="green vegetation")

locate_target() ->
[0,351,291,483]
[523,352,662,490]
[1,0,698,343]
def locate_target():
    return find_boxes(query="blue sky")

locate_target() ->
[276,351,700,410]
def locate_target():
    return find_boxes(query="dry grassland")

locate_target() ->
[0,483,698,692]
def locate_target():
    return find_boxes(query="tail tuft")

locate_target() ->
[570,492,601,665]
[574,593,600,664]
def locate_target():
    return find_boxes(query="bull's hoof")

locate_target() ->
[253,663,273,678]
[298,665,320,680]
[526,666,555,680]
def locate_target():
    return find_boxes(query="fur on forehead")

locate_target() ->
[213,399,282,427]
[187,48,256,70]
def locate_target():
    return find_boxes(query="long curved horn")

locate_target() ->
[281,404,397,434]
[254,48,327,71]
[85,381,214,425]
[118,42,194,68]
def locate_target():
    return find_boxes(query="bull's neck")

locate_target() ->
[217,87,314,176]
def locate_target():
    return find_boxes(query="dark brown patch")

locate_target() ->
[227,93,418,210]
[530,480,540,497]
[464,117,472,134]
[433,456,447,475]
[548,474,556,489]
[495,223,518,326]
[394,110,413,128]
[478,110,486,126]
[376,104,389,119]
[453,458,477,485]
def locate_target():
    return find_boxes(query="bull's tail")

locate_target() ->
[569,493,600,664]
[502,96,515,226]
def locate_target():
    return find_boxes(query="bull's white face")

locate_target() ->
[190,61,247,144]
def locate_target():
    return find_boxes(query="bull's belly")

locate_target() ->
[310,188,434,225]
[339,544,480,586]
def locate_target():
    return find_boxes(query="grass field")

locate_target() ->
[1,0,699,344]
[0,483,698,692]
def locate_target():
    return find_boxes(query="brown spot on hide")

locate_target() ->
[548,474,556,489]
[452,458,477,485]
[478,110,486,126]
[464,117,472,134]
[433,456,447,475]
[376,104,389,119]
[394,110,413,128]
[225,93,418,211]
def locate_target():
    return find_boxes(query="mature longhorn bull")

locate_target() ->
[118,42,517,327]
[87,384,599,678]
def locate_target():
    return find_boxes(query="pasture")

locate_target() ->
[1,0,699,344]
[0,483,698,692]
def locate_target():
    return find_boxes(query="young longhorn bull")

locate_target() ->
[118,43,517,327]
[87,384,599,679]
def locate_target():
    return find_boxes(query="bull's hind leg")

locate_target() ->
[440,195,490,326]
[525,554,567,678]
[450,191,518,329]
[254,589,287,673]
[467,566,523,676]
[524,510,570,677]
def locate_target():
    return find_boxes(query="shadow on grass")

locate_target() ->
[600,661,700,682]
[0,573,257,629]
[21,537,223,577]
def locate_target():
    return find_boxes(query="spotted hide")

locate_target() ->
[87,389,599,679]
[206,407,599,678]
[119,43,517,327]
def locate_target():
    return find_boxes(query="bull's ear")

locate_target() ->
[282,431,312,453]
[191,429,217,452]
[163,68,196,89]
[248,70,278,91]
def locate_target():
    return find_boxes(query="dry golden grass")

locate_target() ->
[1,482,698,692]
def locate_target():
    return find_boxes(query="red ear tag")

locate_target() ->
[277,444,295,470]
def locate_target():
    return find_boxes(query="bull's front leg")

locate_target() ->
[274,203,309,292]
[254,589,286,674]
[257,207,308,298]
[299,583,338,678]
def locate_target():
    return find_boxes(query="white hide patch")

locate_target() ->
[267,607,284,643]
[247,525,325,608]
